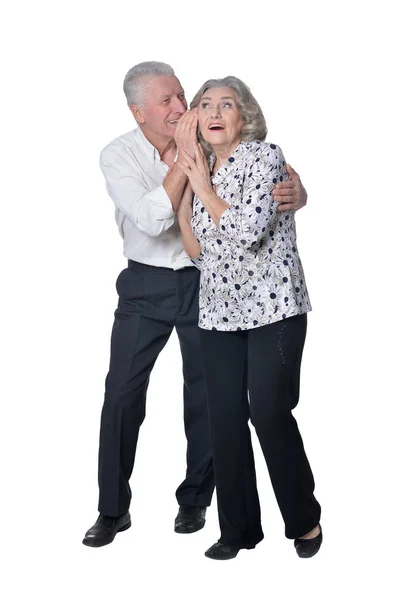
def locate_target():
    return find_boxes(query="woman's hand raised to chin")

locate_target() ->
[177,142,213,199]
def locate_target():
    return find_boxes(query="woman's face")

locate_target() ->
[197,87,244,151]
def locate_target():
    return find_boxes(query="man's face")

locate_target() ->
[136,75,187,141]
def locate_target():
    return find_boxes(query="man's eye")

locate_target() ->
[163,99,170,104]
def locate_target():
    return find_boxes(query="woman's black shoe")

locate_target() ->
[294,525,323,558]
[205,541,255,560]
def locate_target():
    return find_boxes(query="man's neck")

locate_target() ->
[140,126,176,164]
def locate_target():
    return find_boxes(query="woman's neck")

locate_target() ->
[212,140,241,174]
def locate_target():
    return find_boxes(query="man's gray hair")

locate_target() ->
[190,76,267,153]
[123,61,175,106]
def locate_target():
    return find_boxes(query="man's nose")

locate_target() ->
[172,97,186,113]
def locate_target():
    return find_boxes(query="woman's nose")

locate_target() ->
[211,106,221,118]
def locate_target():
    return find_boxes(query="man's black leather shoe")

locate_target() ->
[204,541,256,560]
[174,505,207,534]
[294,525,323,558]
[82,512,131,547]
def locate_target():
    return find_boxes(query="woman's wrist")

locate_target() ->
[194,187,213,206]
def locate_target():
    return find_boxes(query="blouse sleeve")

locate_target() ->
[218,144,288,248]
[190,253,204,270]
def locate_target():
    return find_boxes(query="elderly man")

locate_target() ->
[82,61,308,547]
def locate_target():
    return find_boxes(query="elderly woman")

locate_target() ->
[176,76,322,560]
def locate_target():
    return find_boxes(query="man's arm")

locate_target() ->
[164,109,199,213]
[163,162,189,213]
[100,147,176,238]
[177,183,202,260]
[272,164,307,211]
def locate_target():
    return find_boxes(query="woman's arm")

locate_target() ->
[177,143,230,227]
[216,143,288,248]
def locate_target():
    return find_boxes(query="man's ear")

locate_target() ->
[130,104,145,124]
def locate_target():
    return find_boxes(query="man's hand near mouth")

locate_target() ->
[174,108,198,160]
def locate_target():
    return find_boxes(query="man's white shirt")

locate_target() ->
[100,127,192,270]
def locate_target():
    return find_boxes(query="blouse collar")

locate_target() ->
[209,141,251,184]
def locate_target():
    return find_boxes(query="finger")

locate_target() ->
[176,110,190,125]
[193,143,207,171]
[176,162,190,176]
[178,149,194,168]
[273,180,295,191]
[277,202,296,212]
[184,109,196,123]
[189,110,198,129]
[196,142,208,166]
[194,143,208,174]
[178,112,196,146]
[193,141,202,161]
[286,164,298,178]
[178,113,189,138]
[178,157,191,168]
[197,142,206,157]
[174,113,189,139]
[272,187,295,197]
[181,148,195,165]
[178,110,193,134]
[189,119,197,142]
[273,194,295,203]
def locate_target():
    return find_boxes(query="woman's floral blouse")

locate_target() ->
[191,141,312,331]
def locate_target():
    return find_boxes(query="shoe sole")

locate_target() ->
[204,545,255,560]
[82,521,131,548]
[296,545,322,558]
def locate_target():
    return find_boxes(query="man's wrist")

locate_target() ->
[177,211,192,224]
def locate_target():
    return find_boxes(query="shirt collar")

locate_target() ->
[135,126,178,165]
[209,142,250,184]
[135,126,160,163]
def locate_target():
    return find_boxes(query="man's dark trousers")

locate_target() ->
[98,260,214,517]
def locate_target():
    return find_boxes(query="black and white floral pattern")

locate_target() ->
[191,141,312,331]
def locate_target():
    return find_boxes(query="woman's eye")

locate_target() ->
[201,102,210,109]
[223,102,232,108]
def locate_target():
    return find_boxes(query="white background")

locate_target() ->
[1,1,398,598]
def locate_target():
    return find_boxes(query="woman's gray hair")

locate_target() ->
[123,61,175,106]
[190,76,267,154]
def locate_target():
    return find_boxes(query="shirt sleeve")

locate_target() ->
[100,145,175,238]
[217,144,288,248]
